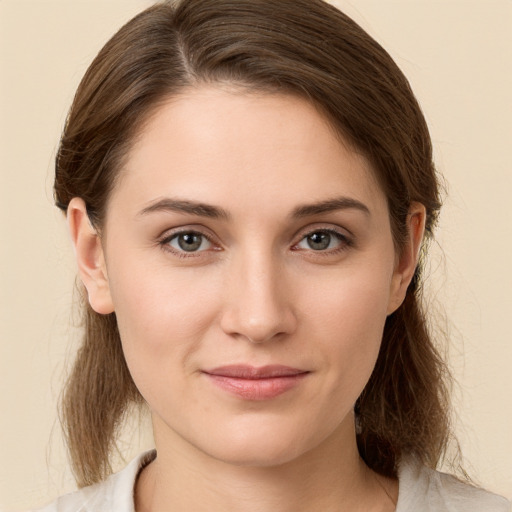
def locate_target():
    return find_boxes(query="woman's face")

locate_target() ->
[76,86,419,467]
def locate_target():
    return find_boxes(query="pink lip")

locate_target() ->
[202,365,309,401]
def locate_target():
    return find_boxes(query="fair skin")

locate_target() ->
[68,86,425,512]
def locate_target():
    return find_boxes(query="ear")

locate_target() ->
[67,197,114,314]
[387,202,426,315]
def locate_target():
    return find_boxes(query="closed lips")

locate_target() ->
[203,365,310,400]
[203,365,309,379]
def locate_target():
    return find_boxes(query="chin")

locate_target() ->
[206,439,308,468]
[190,417,335,469]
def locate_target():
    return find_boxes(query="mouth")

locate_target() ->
[202,365,310,400]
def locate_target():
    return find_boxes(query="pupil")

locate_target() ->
[308,232,330,250]
[178,233,202,251]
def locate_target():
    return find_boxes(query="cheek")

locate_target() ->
[305,260,392,337]
[106,261,222,388]
[303,263,393,388]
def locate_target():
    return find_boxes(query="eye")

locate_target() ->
[165,231,213,253]
[295,229,349,252]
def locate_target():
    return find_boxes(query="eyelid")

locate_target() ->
[157,226,222,256]
[293,223,352,243]
[155,223,354,259]
[157,224,217,241]
[291,224,354,254]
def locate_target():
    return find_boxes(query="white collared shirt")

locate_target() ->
[34,450,511,512]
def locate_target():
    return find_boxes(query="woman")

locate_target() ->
[37,0,510,510]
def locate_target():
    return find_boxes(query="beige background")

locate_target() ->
[1,0,511,510]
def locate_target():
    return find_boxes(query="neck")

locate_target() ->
[135,414,397,512]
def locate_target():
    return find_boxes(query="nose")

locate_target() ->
[219,250,297,344]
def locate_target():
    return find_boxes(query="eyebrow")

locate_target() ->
[138,198,230,220]
[291,197,370,218]
[137,196,370,220]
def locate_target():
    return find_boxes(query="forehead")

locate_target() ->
[111,86,386,220]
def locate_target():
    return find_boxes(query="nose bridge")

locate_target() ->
[220,243,296,343]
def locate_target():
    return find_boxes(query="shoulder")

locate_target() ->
[396,457,511,512]
[32,451,156,512]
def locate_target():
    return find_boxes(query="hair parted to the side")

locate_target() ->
[56,0,454,487]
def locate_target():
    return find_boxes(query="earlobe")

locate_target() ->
[387,202,426,315]
[67,197,114,314]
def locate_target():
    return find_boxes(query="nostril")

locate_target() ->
[220,305,297,344]
[219,261,297,343]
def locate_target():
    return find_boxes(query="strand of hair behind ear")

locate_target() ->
[60,290,142,487]
[356,283,453,476]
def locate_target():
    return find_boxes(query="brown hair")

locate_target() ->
[56,0,452,487]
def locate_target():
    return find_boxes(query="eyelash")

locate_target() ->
[158,229,217,259]
[292,228,353,256]
[157,227,353,258]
